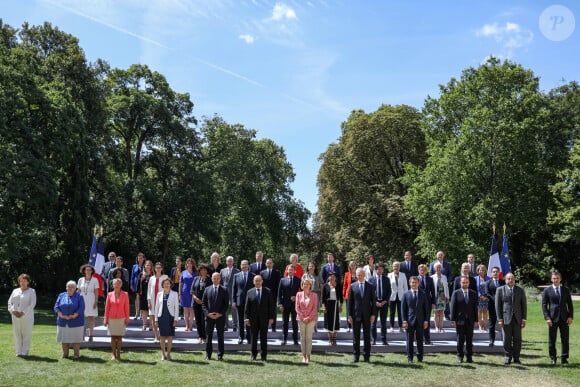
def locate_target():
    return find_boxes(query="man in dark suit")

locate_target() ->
[450,276,478,363]
[245,275,275,361]
[321,252,342,284]
[542,272,574,365]
[496,272,527,365]
[368,263,391,345]
[232,260,255,344]
[401,276,430,363]
[452,263,477,294]
[467,254,478,277]
[202,272,229,361]
[485,266,505,346]
[417,264,435,344]
[249,251,266,275]
[348,268,377,362]
[101,251,117,294]
[220,256,240,331]
[278,265,301,345]
[400,251,419,285]
[261,258,281,332]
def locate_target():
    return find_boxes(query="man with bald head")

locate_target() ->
[245,275,275,361]
[496,273,527,365]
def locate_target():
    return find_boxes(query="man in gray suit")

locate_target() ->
[495,272,527,365]
[220,256,240,331]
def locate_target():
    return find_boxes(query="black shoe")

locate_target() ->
[294,340,299,346]
[217,355,223,361]
[513,359,522,364]
[466,357,473,363]
[282,338,287,345]
[504,358,511,365]
[562,359,569,364]
[372,340,376,345]
[407,359,413,363]
[425,341,431,345]
[551,358,557,365]
[352,356,359,363]
[489,342,494,347]
[247,339,251,344]
[382,341,388,345]
[238,338,243,344]
[417,356,423,362]
[457,357,463,363]
[251,355,257,361]
[233,327,237,332]
[261,356,267,362]
[364,357,370,363]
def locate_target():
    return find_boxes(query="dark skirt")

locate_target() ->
[158,298,175,337]
[324,300,340,332]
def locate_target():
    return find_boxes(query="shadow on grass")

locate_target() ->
[169,358,208,365]
[69,356,107,364]
[116,358,157,365]
[20,355,58,363]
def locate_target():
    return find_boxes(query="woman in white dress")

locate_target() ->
[78,264,99,342]
[147,262,168,342]
[8,273,37,356]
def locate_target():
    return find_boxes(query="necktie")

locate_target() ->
[556,287,560,299]
[413,290,417,300]
[244,272,247,286]
[420,276,424,289]
[495,279,498,287]
[360,283,364,298]
[268,269,271,278]
[331,263,334,272]
[214,286,218,302]
[464,291,468,304]
[378,276,382,299]
[257,288,261,304]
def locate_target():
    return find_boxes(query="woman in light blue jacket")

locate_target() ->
[155,278,179,360]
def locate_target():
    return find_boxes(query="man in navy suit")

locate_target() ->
[400,251,419,285]
[202,272,229,361]
[450,277,478,363]
[261,258,281,332]
[368,263,391,345]
[348,268,377,362]
[452,263,477,293]
[232,260,255,344]
[249,251,266,275]
[417,264,435,344]
[245,275,275,361]
[485,266,505,346]
[542,272,574,365]
[278,265,301,345]
[401,276,430,363]
[321,252,342,284]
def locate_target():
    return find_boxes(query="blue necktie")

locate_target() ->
[257,288,261,304]
[360,283,364,298]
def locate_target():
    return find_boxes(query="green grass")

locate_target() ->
[1,296,578,386]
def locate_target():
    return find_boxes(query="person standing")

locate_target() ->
[401,276,430,363]
[137,260,153,331]
[388,262,408,332]
[250,251,266,275]
[154,278,179,361]
[8,273,36,357]
[417,264,435,344]
[202,272,229,361]
[130,253,145,319]
[261,258,281,332]
[283,253,304,279]
[101,251,117,294]
[295,278,318,364]
[369,263,391,345]
[542,272,574,365]
[54,281,85,360]
[147,262,168,343]
[220,256,240,332]
[208,252,224,275]
[78,264,99,342]
[322,272,343,345]
[400,251,419,285]
[104,278,130,360]
[452,262,477,293]
[467,254,478,277]
[245,275,275,361]
[179,258,196,332]
[431,262,449,333]
[278,265,301,345]
[496,272,527,365]
[429,250,453,320]
[342,261,357,333]
[363,254,376,280]
[232,260,255,344]
[191,264,212,344]
[347,268,377,363]
[485,266,504,346]
[475,264,490,333]
[170,256,183,292]
[450,277,478,363]
[321,252,341,284]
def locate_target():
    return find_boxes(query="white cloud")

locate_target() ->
[475,21,533,58]
[272,3,296,21]
[239,34,255,44]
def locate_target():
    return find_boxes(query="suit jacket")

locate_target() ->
[245,287,275,325]
[468,263,478,277]
[401,288,430,327]
[295,291,318,321]
[202,284,229,317]
[368,275,392,302]
[104,290,130,325]
[542,286,574,324]
[191,276,212,303]
[278,275,301,308]
[147,274,169,310]
[321,263,341,284]
[430,274,449,300]
[450,288,478,325]
[154,290,179,320]
[485,278,505,304]
[429,260,453,280]
[453,275,477,294]
[250,262,266,276]
[400,260,419,281]
[170,266,182,285]
[417,274,435,305]
[220,266,240,297]
[495,285,527,325]
[388,272,408,301]
[347,281,377,321]
[260,268,281,295]
[232,271,255,306]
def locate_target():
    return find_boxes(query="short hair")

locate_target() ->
[161,278,172,287]
[18,273,31,283]
[476,264,487,272]
[434,262,442,269]
[198,263,209,273]
[409,276,419,283]
[66,280,77,288]
[355,267,365,275]
[461,262,470,270]
[551,271,562,278]
[116,256,123,261]
[112,278,122,286]
[491,266,501,272]
[418,264,427,271]
[376,262,385,269]
[392,261,400,267]
[211,252,220,260]
[301,278,313,289]
[226,256,234,262]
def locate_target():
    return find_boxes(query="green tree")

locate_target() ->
[315,104,425,264]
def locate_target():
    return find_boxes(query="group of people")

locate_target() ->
[8,249,574,366]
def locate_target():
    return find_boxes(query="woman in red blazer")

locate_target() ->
[342,261,357,332]
[104,278,130,360]
[296,278,318,364]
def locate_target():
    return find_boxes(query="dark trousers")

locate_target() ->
[424,304,432,342]
[353,317,371,359]
[371,303,388,342]
[271,307,278,332]
[282,305,298,340]
[488,305,497,342]
[236,303,250,340]
[406,323,424,361]
[250,321,269,359]
[193,303,206,339]
[502,320,522,360]
[205,317,225,357]
[548,321,570,360]
[389,299,402,327]
[456,322,474,358]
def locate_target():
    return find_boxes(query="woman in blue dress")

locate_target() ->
[154,278,179,360]
[179,258,196,332]
[54,281,85,359]
[476,264,490,333]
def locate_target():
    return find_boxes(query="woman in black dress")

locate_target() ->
[190,264,211,344]
[137,260,153,331]
[322,272,343,345]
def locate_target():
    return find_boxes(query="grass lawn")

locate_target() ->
[1,296,578,386]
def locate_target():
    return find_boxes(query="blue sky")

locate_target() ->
[3,1,579,217]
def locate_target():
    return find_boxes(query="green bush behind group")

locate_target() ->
[1,20,578,294]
